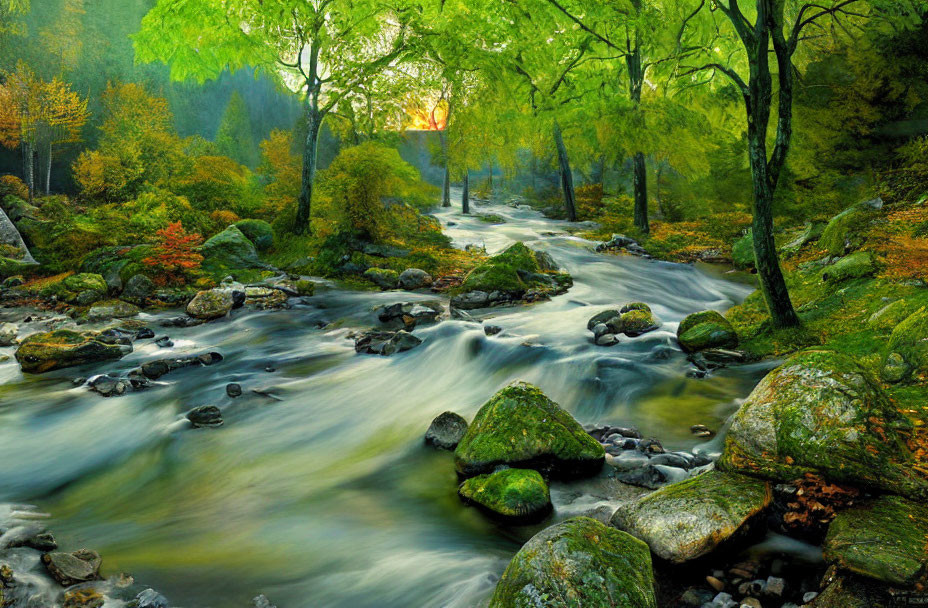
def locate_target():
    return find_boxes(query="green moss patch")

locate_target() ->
[677,310,738,352]
[458,468,551,523]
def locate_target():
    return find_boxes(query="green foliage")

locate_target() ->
[215,92,257,167]
[235,219,274,251]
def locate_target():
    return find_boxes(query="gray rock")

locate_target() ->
[398,268,433,290]
[186,289,234,320]
[595,333,619,347]
[88,374,130,397]
[122,274,155,304]
[42,549,101,586]
[187,405,223,428]
[354,330,422,356]
[451,290,490,310]
[425,411,468,450]
[226,383,243,398]
[135,589,170,608]
[0,322,17,346]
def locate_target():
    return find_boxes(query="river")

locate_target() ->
[0,196,771,607]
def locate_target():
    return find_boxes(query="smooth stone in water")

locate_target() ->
[42,549,101,586]
[186,405,223,428]
[458,468,552,523]
[424,411,468,450]
[226,383,243,398]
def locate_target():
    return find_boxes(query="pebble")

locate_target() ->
[765,576,785,597]
[186,405,223,428]
[802,591,818,603]
[637,438,664,454]
[706,576,725,592]
[155,336,173,348]
[135,589,170,608]
[739,598,761,608]
[136,328,155,339]
[484,325,502,336]
[226,383,243,398]
[265,366,276,372]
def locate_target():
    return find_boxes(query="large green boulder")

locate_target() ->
[38,273,108,304]
[80,245,150,292]
[677,310,738,353]
[619,304,660,337]
[868,299,915,332]
[824,495,928,587]
[611,470,771,563]
[199,225,267,274]
[884,307,928,380]
[719,350,928,500]
[186,289,234,320]
[489,517,656,608]
[820,200,880,257]
[732,230,755,269]
[87,300,140,321]
[15,329,130,373]
[822,251,877,283]
[0,256,35,279]
[458,468,551,523]
[234,219,274,252]
[454,382,605,479]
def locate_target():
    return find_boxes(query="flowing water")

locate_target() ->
[0,196,773,607]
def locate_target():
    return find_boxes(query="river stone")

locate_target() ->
[620,307,660,337]
[881,352,911,384]
[87,299,140,321]
[459,468,552,523]
[822,251,877,283]
[0,322,17,346]
[884,307,928,380]
[534,249,559,271]
[187,405,223,428]
[398,268,432,290]
[454,381,605,478]
[610,470,771,564]
[452,290,490,310]
[186,289,234,320]
[678,310,738,353]
[824,495,928,587]
[364,268,399,290]
[62,589,104,608]
[424,411,468,450]
[587,309,621,331]
[16,329,130,373]
[813,575,891,608]
[820,200,879,257]
[718,349,928,500]
[489,517,656,608]
[354,330,422,356]
[378,301,443,327]
[134,589,170,608]
[42,549,101,586]
[122,274,155,304]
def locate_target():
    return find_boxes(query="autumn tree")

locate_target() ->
[135,0,420,235]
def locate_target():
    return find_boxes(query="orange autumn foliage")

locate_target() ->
[142,221,203,285]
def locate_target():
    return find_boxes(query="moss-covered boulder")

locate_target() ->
[489,517,656,608]
[781,221,826,256]
[813,575,892,608]
[87,300,140,321]
[38,273,108,304]
[0,256,36,278]
[610,470,771,563]
[677,310,738,353]
[234,219,274,251]
[459,468,552,523]
[732,230,755,269]
[620,306,660,337]
[820,200,880,257]
[363,267,399,290]
[884,307,928,380]
[868,299,915,332]
[824,495,928,587]
[719,350,928,500]
[454,381,605,479]
[15,329,130,373]
[294,280,315,296]
[79,245,150,292]
[199,225,267,274]
[186,289,234,320]
[460,242,569,297]
[822,251,877,283]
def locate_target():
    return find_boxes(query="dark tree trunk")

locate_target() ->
[46,142,52,195]
[553,121,577,222]
[25,143,35,205]
[633,152,649,233]
[626,5,649,233]
[440,131,451,207]
[295,107,321,235]
[740,3,799,328]
[462,171,470,214]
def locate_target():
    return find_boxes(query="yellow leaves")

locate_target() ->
[0,61,89,150]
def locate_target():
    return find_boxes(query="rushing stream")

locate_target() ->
[0,196,773,607]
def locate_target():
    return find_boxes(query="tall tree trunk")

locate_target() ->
[462,171,470,214]
[626,27,649,234]
[655,162,664,219]
[295,107,321,235]
[743,18,799,328]
[440,131,451,207]
[46,142,53,195]
[25,143,35,205]
[553,121,577,222]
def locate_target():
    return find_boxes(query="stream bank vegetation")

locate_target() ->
[2,0,928,606]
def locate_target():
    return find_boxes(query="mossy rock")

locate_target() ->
[620,308,660,337]
[781,221,826,256]
[459,468,552,523]
[732,230,755,269]
[38,273,107,303]
[294,280,315,296]
[80,245,150,289]
[868,299,915,332]
[881,352,911,384]
[0,256,35,278]
[885,307,928,378]
[200,225,268,275]
[87,300,140,321]
[677,310,738,353]
[719,349,928,500]
[462,262,525,294]
[186,289,234,320]
[489,517,656,608]
[491,242,540,273]
[235,219,274,252]
[363,267,399,290]
[824,495,928,587]
[610,470,771,563]
[64,273,107,294]
[820,203,878,257]
[822,251,877,283]
[813,575,893,608]
[15,329,129,373]
[454,381,605,479]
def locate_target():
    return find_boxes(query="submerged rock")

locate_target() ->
[677,310,738,353]
[459,468,551,523]
[824,495,928,587]
[354,330,422,356]
[489,517,656,608]
[186,289,234,320]
[377,301,443,329]
[719,350,928,500]
[454,381,604,478]
[15,329,130,373]
[42,549,101,586]
[134,589,170,608]
[187,405,223,428]
[424,411,468,450]
[611,470,771,563]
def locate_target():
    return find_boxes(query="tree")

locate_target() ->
[215,92,257,167]
[0,0,29,37]
[678,0,925,327]
[135,0,418,235]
